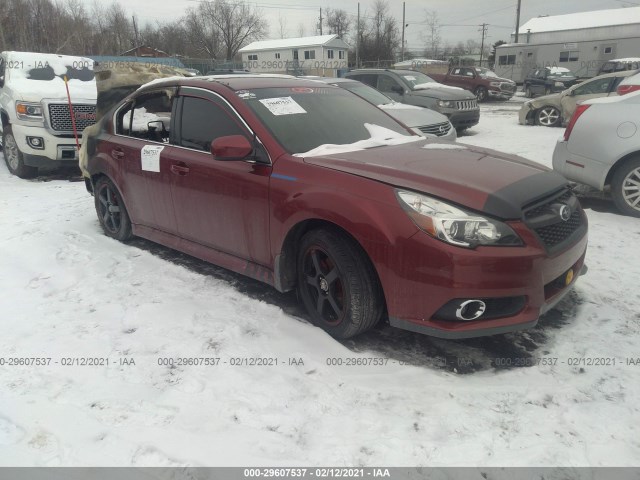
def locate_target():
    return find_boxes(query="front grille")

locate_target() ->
[48,104,96,133]
[500,82,516,93]
[455,99,478,111]
[524,189,585,250]
[418,121,452,137]
[534,211,582,247]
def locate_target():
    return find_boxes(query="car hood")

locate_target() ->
[409,85,476,100]
[379,104,449,127]
[484,75,515,84]
[549,75,577,84]
[302,141,567,219]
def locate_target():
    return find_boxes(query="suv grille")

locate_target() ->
[417,121,452,137]
[48,104,97,133]
[524,189,585,250]
[455,99,478,110]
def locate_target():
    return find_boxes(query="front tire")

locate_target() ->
[535,106,561,127]
[611,158,640,218]
[296,228,383,339]
[2,126,37,178]
[94,176,132,241]
[475,86,488,102]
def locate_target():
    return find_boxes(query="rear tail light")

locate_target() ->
[617,84,640,96]
[563,104,591,141]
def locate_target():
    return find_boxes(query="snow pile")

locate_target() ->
[294,123,422,157]
[123,107,171,133]
[413,82,465,92]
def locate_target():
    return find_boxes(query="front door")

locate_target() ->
[168,89,271,264]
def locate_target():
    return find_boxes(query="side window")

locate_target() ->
[118,89,175,143]
[451,68,463,76]
[350,74,377,88]
[377,75,400,93]
[463,68,475,77]
[179,96,246,152]
[573,77,613,96]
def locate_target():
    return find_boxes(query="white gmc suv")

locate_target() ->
[0,51,97,178]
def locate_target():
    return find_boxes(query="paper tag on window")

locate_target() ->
[259,96,307,116]
[141,145,164,172]
[404,76,416,81]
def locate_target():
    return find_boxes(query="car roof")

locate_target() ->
[347,69,418,75]
[306,76,356,84]
[138,74,336,93]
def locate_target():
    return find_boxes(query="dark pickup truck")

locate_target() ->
[430,67,517,102]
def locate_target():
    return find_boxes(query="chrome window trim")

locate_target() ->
[111,85,272,165]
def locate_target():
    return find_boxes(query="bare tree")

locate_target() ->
[209,0,267,60]
[357,0,398,65]
[297,22,306,37]
[423,10,441,59]
[278,12,288,39]
[324,7,351,39]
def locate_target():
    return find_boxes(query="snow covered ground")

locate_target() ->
[1,100,640,467]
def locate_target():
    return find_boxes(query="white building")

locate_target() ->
[494,6,640,82]
[238,34,349,77]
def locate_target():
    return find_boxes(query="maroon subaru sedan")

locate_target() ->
[83,75,588,339]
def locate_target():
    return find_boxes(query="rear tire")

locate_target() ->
[296,228,383,339]
[2,126,37,178]
[94,176,133,241]
[611,157,640,218]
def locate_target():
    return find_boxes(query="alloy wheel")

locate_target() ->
[537,107,560,126]
[97,183,122,234]
[4,134,20,171]
[302,246,345,325]
[622,167,640,211]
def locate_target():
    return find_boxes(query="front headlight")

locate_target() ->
[16,102,44,121]
[437,100,455,108]
[396,190,523,248]
[489,81,502,87]
[554,81,564,87]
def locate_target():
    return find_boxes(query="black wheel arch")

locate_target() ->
[274,219,386,309]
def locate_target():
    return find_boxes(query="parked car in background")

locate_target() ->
[83,75,587,339]
[345,69,480,131]
[519,70,636,127]
[617,71,640,95]
[0,51,97,178]
[553,91,640,217]
[429,66,516,102]
[307,77,456,141]
[523,67,579,98]
[598,58,640,76]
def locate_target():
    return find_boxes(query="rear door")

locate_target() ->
[111,88,180,234]
[167,87,271,264]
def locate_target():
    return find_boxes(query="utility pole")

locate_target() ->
[514,0,522,43]
[401,2,406,62]
[479,23,488,66]
[319,8,323,35]
[356,3,360,68]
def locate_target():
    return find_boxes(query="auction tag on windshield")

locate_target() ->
[259,96,307,116]
[404,75,416,81]
[141,145,164,172]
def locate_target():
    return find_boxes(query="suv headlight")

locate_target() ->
[489,81,502,87]
[396,190,523,248]
[16,102,44,121]
[437,100,455,108]
[554,81,564,87]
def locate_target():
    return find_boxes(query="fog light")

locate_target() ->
[27,136,45,149]
[456,300,487,321]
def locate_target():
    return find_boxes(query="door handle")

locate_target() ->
[111,148,125,159]
[170,164,190,176]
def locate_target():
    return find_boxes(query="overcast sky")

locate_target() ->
[88,0,639,52]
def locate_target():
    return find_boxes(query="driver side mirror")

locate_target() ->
[211,135,253,161]
[391,85,404,95]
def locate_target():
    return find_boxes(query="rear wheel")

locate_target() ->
[475,86,488,102]
[611,158,640,218]
[94,176,132,241]
[535,106,561,127]
[296,228,383,339]
[2,126,37,178]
